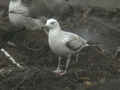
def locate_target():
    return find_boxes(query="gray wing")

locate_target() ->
[65,33,88,51]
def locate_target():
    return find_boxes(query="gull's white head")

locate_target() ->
[45,18,61,30]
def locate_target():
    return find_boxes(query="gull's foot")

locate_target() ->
[58,70,67,76]
[53,69,63,74]
[53,69,67,76]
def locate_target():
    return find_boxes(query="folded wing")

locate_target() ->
[65,34,88,51]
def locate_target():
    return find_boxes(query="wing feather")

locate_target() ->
[65,33,88,51]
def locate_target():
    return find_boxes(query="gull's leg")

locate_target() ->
[76,53,79,63]
[53,56,63,73]
[0,48,23,69]
[60,54,72,75]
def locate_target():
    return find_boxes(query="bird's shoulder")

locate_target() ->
[62,30,79,40]
[61,30,88,51]
[62,30,87,43]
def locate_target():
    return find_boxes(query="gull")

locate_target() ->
[0,0,45,69]
[2,0,31,69]
[45,18,89,75]
[9,0,45,31]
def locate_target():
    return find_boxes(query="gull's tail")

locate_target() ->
[85,41,105,56]
[87,40,100,46]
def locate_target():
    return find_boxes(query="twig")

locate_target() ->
[0,48,23,69]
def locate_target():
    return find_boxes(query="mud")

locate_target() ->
[0,6,120,90]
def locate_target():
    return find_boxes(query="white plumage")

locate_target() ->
[9,0,44,30]
[9,0,29,28]
[45,18,89,75]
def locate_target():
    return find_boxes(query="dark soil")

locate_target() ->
[0,6,120,90]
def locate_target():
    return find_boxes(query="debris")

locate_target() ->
[0,48,23,69]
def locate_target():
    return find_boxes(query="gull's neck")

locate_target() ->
[52,25,62,31]
[49,26,62,36]
[17,0,22,3]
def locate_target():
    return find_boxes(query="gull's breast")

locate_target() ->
[9,13,27,28]
[49,32,71,56]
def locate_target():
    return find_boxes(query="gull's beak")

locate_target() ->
[42,24,49,30]
[41,24,49,34]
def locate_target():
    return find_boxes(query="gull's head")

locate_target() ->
[45,18,61,30]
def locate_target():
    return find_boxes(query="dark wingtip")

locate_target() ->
[87,40,100,45]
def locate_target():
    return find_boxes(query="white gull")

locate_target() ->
[45,18,89,75]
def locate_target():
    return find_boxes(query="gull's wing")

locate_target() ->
[65,32,88,51]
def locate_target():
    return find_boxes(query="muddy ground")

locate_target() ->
[0,7,120,90]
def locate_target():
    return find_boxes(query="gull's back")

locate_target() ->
[48,29,88,55]
[63,30,88,44]
[62,30,89,52]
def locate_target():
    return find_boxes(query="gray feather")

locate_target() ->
[65,33,88,51]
